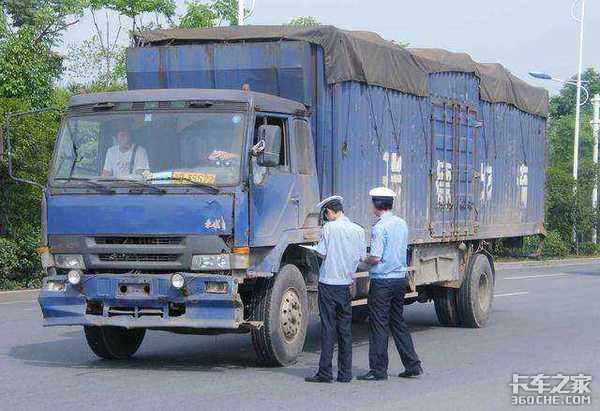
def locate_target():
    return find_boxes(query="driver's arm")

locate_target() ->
[208,150,240,161]
[134,146,150,174]
[102,147,114,176]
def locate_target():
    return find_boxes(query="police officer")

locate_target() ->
[357,187,423,381]
[305,196,366,383]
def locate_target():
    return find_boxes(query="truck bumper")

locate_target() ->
[38,274,246,330]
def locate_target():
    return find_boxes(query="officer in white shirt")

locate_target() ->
[357,187,423,381]
[102,130,149,178]
[305,196,366,384]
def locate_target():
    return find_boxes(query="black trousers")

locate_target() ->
[317,282,353,380]
[368,278,421,376]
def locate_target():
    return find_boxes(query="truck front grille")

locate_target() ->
[98,253,179,262]
[94,236,183,245]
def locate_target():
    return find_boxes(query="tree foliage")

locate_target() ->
[288,16,321,27]
[180,1,217,28]
[90,0,177,33]
[66,34,127,91]
[178,0,240,28]
[2,0,88,44]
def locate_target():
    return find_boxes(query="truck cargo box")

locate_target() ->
[129,26,548,245]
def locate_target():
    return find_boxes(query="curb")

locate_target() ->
[496,257,600,270]
[0,288,39,303]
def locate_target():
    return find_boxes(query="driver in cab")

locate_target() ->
[102,130,150,178]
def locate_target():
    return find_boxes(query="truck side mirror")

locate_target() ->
[256,125,282,167]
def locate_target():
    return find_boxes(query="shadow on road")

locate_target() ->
[8,308,437,373]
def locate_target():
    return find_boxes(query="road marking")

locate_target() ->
[504,273,569,280]
[494,291,529,297]
[0,299,34,305]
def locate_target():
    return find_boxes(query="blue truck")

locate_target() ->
[22,26,548,366]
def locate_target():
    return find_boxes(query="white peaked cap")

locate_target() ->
[369,187,397,198]
[314,195,344,211]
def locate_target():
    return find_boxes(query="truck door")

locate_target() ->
[429,100,478,238]
[249,114,300,246]
[291,118,319,227]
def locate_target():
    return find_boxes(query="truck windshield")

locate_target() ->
[51,110,247,187]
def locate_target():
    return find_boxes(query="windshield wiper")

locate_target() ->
[98,177,167,194]
[146,176,220,194]
[54,177,115,194]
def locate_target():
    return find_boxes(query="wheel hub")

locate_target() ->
[280,288,302,343]
[477,272,492,313]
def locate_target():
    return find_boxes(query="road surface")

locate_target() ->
[1,260,599,410]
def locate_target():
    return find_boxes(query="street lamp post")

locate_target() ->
[528,0,587,244]
[591,94,600,243]
[572,0,586,184]
[237,0,256,26]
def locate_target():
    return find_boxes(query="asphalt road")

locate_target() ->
[1,260,599,411]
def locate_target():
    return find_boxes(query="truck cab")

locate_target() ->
[39,88,321,365]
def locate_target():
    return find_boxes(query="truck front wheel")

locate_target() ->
[84,326,146,359]
[250,264,308,366]
[457,253,494,328]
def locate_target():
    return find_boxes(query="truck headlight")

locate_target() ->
[54,254,86,270]
[191,254,230,271]
[67,270,82,285]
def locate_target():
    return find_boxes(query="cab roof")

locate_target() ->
[68,88,308,115]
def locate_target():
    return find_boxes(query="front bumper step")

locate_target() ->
[39,273,250,330]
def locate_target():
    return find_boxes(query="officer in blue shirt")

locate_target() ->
[305,196,366,383]
[357,187,423,381]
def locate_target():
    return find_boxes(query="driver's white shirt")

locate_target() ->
[103,145,149,177]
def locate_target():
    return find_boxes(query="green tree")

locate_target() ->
[66,35,127,91]
[178,0,241,28]
[544,67,600,250]
[288,16,321,27]
[90,0,177,34]
[179,1,217,28]
[0,1,80,287]
[3,0,88,44]
[550,68,600,118]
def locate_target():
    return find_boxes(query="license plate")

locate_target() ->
[117,283,151,296]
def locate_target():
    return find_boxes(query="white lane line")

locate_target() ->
[0,299,35,305]
[494,291,529,297]
[504,273,569,280]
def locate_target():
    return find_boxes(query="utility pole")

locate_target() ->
[572,0,586,244]
[238,0,245,25]
[591,94,600,243]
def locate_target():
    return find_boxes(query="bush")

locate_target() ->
[542,231,570,257]
[578,242,600,256]
[0,230,43,289]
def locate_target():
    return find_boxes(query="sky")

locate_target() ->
[60,0,600,95]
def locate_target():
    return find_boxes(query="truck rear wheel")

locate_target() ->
[457,253,494,328]
[433,287,460,327]
[250,264,308,366]
[84,326,146,359]
[352,305,369,323]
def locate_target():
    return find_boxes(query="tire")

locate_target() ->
[84,326,146,359]
[250,264,309,366]
[433,287,460,327]
[352,305,369,323]
[457,253,494,328]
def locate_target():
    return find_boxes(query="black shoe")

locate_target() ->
[357,371,388,381]
[336,377,353,383]
[398,367,423,378]
[305,374,333,383]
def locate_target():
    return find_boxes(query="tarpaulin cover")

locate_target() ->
[134,25,549,117]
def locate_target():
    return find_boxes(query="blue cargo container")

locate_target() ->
[27,26,547,366]
[127,38,546,244]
